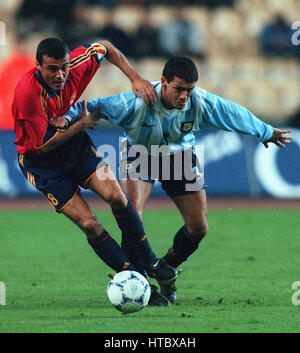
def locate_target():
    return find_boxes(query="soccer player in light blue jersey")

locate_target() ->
[56,56,291,303]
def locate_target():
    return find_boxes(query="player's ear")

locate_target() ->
[161,76,167,88]
[35,59,41,70]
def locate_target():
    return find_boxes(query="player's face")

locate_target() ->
[161,76,196,110]
[36,54,70,92]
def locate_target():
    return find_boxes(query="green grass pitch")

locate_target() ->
[0,206,299,333]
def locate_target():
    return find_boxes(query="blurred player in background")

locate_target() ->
[12,37,178,306]
[62,56,292,303]
[0,35,35,130]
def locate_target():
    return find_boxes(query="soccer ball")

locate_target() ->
[107,270,151,314]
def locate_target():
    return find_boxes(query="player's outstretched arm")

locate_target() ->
[98,40,156,104]
[263,128,292,148]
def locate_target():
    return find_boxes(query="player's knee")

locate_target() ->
[79,217,100,236]
[188,219,208,239]
[108,188,126,209]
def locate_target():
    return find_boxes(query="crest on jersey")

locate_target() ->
[180,121,194,133]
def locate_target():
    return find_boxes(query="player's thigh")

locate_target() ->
[119,179,154,218]
[171,189,208,235]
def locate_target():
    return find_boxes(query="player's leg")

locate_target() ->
[154,147,207,301]
[118,178,154,273]
[86,168,177,283]
[116,141,155,267]
[62,192,136,272]
[119,178,154,219]
[87,169,176,306]
[156,189,208,302]
[74,136,157,274]
[118,177,176,306]
[87,167,156,268]
[164,189,208,268]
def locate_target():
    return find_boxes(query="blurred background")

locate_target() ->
[0,0,300,200]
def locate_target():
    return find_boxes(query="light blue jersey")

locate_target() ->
[64,82,274,155]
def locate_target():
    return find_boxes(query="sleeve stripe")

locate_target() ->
[70,44,105,69]
[70,46,94,68]
[70,56,93,71]
[69,49,101,70]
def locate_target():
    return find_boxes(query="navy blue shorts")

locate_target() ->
[18,132,107,212]
[119,144,205,198]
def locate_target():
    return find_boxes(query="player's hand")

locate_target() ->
[80,100,98,130]
[131,77,157,104]
[49,116,69,129]
[263,128,292,148]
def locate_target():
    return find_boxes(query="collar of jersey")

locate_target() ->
[35,70,67,99]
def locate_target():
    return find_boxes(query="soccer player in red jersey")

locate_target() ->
[12,38,177,306]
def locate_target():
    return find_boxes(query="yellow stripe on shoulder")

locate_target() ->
[70,46,94,68]
[69,51,98,70]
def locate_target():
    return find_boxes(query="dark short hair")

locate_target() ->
[36,38,70,65]
[162,56,198,83]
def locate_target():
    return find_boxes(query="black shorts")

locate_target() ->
[18,132,108,212]
[119,143,205,198]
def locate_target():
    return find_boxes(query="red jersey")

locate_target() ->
[12,43,106,155]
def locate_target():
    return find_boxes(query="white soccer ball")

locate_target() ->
[107,270,151,314]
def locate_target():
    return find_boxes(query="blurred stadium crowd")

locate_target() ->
[1,0,300,130]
